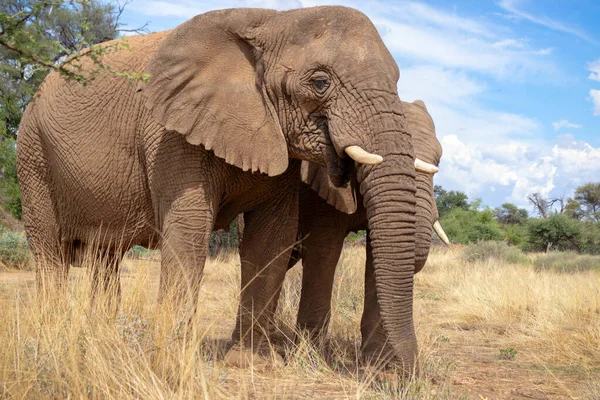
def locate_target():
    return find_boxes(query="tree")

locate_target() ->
[0,139,20,218]
[563,198,584,220]
[439,206,504,245]
[527,192,551,218]
[493,203,528,225]
[525,214,582,252]
[434,184,469,219]
[573,183,600,222]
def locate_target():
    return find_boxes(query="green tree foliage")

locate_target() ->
[563,198,584,220]
[572,183,600,222]
[434,184,469,219]
[525,214,582,252]
[493,203,528,225]
[209,220,240,257]
[0,139,20,218]
[579,221,600,255]
[492,203,529,247]
[500,223,527,247]
[0,0,123,139]
[439,206,503,245]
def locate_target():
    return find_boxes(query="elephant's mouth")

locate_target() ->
[325,143,355,187]
[319,118,354,187]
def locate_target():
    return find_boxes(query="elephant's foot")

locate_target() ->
[294,330,331,362]
[360,344,396,369]
[223,344,284,371]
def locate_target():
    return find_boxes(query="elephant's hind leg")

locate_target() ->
[226,181,299,370]
[295,229,346,347]
[17,124,69,297]
[89,248,124,316]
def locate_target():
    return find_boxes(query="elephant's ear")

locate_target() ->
[301,161,357,214]
[140,9,288,176]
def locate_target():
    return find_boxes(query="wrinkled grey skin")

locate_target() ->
[17,7,419,372]
[289,101,442,363]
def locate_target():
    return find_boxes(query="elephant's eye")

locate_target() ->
[313,77,330,93]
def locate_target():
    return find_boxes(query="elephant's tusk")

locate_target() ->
[415,159,438,174]
[345,145,383,165]
[433,221,450,245]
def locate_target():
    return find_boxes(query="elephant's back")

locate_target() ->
[34,31,169,115]
[21,32,170,247]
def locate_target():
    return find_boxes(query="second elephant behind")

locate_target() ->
[287,100,447,362]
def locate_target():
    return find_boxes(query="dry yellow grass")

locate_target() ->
[0,245,598,399]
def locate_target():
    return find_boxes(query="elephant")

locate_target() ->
[286,100,448,363]
[17,6,432,372]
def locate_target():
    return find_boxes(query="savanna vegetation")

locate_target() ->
[434,183,600,256]
[1,246,598,399]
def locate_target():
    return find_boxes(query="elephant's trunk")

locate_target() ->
[415,173,435,273]
[356,125,418,374]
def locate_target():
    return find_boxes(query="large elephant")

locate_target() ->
[17,7,426,372]
[287,100,448,363]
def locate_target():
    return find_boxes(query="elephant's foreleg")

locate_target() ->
[158,188,215,315]
[295,230,346,347]
[226,185,299,369]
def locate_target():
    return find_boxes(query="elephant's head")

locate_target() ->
[142,6,420,373]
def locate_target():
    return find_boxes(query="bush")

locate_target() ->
[580,221,600,255]
[344,230,366,246]
[463,240,529,264]
[440,208,504,245]
[501,223,527,247]
[127,245,155,260]
[209,220,241,257]
[525,215,582,252]
[533,251,600,273]
[0,229,31,269]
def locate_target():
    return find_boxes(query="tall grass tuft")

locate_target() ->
[462,240,529,265]
[533,251,600,273]
[0,248,458,399]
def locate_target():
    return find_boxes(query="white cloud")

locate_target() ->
[436,134,600,207]
[590,89,600,116]
[552,120,582,130]
[588,59,600,82]
[498,0,595,44]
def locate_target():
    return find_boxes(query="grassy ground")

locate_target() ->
[0,246,598,399]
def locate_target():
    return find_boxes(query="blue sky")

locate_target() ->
[120,0,600,210]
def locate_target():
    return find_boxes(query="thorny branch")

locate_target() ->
[0,0,150,84]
